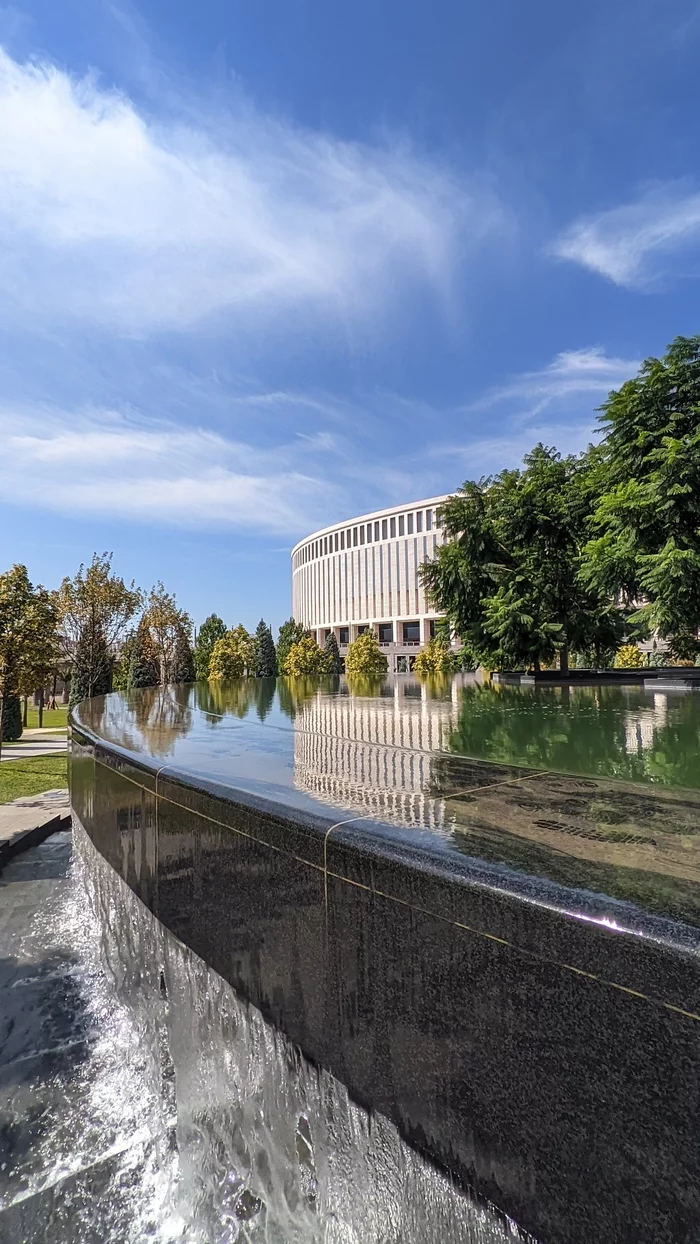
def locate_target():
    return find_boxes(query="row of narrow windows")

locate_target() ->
[293,508,441,570]
[317,620,435,645]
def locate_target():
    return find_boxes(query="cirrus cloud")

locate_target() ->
[551,182,700,288]
[0,404,337,534]
[0,46,503,335]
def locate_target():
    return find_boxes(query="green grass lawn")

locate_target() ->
[0,754,68,803]
[23,704,69,730]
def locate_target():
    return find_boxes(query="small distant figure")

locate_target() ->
[48,696,57,711]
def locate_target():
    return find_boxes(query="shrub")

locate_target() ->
[209,627,255,679]
[345,631,388,678]
[283,636,327,677]
[414,637,454,676]
[614,644,644,669]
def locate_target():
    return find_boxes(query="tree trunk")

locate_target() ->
[533,658,541,673]
[23,695,28,727]
[0,694,4,762]
[38,687,44,728]
[559,642,569,676]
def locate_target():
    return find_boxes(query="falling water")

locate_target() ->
[0,824,534,1243]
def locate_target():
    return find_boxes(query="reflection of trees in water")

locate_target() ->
[193,676,331,724]
[277,677,329,720]
[344,675,387,699]
[415,675,454,702]
[448,684,700,788]
[91,684,194,758]
[193,677,279,723]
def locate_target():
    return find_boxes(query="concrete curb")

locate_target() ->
[0,811,72,872]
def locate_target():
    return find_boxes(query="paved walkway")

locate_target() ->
[0,740,68,763]
[21,729,67,738]
[0,790,70,867]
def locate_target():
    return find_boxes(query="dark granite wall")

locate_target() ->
[69,725,700,1244]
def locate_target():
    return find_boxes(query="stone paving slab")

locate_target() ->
[20,729,67,738]
[0,740,68,763]
[0,791,71,871]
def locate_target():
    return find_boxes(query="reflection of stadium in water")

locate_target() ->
[293,677,469,829]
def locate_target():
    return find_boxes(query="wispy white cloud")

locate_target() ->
[0,405,338,534]
[0,46,502,335]
[466,347,639,419]
[551,182,700,287]
[426,346,641,477]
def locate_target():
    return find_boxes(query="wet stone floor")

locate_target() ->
[0,831,178,1244]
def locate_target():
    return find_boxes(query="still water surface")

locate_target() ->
[76,675,700,928]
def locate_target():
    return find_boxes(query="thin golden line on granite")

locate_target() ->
[92,757,700,1023]
[325,869,700,1024]
[445,770,551,801]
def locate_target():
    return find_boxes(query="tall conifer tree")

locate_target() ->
[254,618,278,677]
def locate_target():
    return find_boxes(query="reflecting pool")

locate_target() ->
[75,674,700,929]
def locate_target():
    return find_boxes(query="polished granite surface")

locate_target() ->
[70,676,700,1244]
[72,674,700,934]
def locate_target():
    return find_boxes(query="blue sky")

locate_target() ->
[1,0,699,634]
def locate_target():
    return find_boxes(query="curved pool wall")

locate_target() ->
[69,686,700,1244]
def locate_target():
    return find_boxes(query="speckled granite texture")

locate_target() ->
[69,685,700,1244]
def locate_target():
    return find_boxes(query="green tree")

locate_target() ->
[140,583,193,685]
[324,631,342,677]
[283,635,327,677]
[254,618,278,677]
[0,565,58,752]
[128,622,160,690]
[345,630,388,677]
[69,622,112,707]
[172,628,196,683]
[16,583,60,727]
[277,618,308,672]
[113,630,138,691]
[194,614,227,680]
[421,446,623,672]
[58,552,142,651]
[582,335,700,660]
[209,626,255,679]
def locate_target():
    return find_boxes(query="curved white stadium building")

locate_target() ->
[291,496,454,672]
